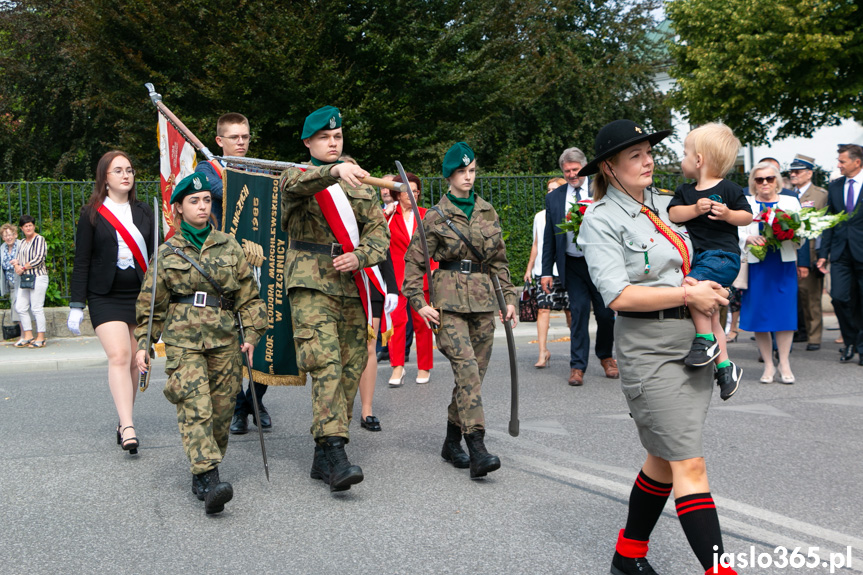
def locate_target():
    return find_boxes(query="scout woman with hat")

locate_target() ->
[403,142,518,479]
[135,173,267,515]
[577,120,738,575]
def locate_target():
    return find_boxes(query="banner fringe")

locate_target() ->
[246,367,306,386]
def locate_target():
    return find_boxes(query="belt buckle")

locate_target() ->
[330,243,343,257]
[459,259,472,274]
[193,291,208,308]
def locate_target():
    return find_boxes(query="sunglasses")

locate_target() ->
[754,176,776,184]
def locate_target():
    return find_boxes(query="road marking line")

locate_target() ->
[490,430,863,559]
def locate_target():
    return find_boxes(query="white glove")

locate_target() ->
[67,308,84,336]
[384,293,399,314]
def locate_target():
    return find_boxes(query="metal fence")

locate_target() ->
[1,173,707,303]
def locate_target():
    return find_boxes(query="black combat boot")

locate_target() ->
[191,467,234,514]
[310,443,329,482]
[319,436,364,492]
[463,430,501,479]
[441,422,470,469]
[310,442,352,492]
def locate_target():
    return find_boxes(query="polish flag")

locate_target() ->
[157,114,197,239]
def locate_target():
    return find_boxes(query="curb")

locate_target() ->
[3,356,108,374]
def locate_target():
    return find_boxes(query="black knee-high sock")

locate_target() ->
[623,470,673,541]
[676,492,724,570]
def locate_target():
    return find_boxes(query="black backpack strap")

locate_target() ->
[430,206,485,263]
[164,242,232,306]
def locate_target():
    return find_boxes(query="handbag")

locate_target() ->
[2,310,21,340]
[19,272,35,290]
[519,281,538,323]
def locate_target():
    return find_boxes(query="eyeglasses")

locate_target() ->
[110,168,136,176]
[220,134,253,143]
[754,176,776,184]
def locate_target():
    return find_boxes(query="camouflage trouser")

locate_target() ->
[289,288,368,441]
[436,311,495,434]
[163,343,242,475]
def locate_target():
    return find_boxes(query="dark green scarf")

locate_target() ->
[310,157,344,167]
[180,220,211,251]
[446,190,476,221]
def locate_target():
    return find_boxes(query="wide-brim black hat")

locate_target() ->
[578,119,672,177]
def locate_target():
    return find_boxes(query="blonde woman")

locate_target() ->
[739,161,802,384]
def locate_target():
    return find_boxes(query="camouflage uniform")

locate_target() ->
[277,164,389,440]
[403,194,517,433]
[135,229,267,475]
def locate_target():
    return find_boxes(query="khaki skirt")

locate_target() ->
[615,315,713,461]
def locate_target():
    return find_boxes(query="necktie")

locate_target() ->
[847,179,856,213]
[640,206,691,275]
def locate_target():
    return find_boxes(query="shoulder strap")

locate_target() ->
[164,241,227,297]
[430,206,485,263]
[207,159,224,178]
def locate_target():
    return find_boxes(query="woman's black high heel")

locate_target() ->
[120,425,139,455]
[116,425,122,446]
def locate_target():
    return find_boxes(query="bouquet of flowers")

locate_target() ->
[796,205,855,240]
[749,205,854,261]
[558,199,593,245]
[748,207,800,261]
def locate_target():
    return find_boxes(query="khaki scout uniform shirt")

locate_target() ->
[403,194,517,313]
[278,164,389,297]
[578,186,693,307]
[135,229,268,352]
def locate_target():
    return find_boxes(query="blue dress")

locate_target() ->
[739,202,798,332]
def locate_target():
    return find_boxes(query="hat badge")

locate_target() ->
[329,116,336,129]
[634,126,643,134]
[193,177,202,191]
[462,154,470,165]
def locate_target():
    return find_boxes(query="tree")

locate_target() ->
[0,0,670,179]
[667,0,863,144]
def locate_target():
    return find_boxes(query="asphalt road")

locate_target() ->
[1,332,861,575]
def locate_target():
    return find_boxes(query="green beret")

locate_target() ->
[171,173,210,204]
[442,142,475,178]
[301,105,342,139]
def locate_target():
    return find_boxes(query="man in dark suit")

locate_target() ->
[541,147,617,386]
[816,144,863,365]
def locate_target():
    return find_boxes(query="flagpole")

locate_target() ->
[145,83,216,161]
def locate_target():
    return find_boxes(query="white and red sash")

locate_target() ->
[98,204,148,272]
[314,183,391,342]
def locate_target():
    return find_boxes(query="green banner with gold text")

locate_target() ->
[223,167,304,385]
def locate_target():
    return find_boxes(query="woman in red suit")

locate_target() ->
[387,172,438,386]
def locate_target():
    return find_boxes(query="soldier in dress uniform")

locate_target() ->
[402,142,517,479]
[276,106,389,492]
[135,173,267,515]
[788,154,829,350]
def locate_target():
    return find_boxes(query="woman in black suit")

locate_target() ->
[68,151,154,455]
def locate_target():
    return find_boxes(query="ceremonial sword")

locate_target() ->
[139,196,161,392]
[145,83,407,194]
[237,315,270,482]
[394,161,439,332]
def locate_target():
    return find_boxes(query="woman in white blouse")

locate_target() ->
[68,151,155,454]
